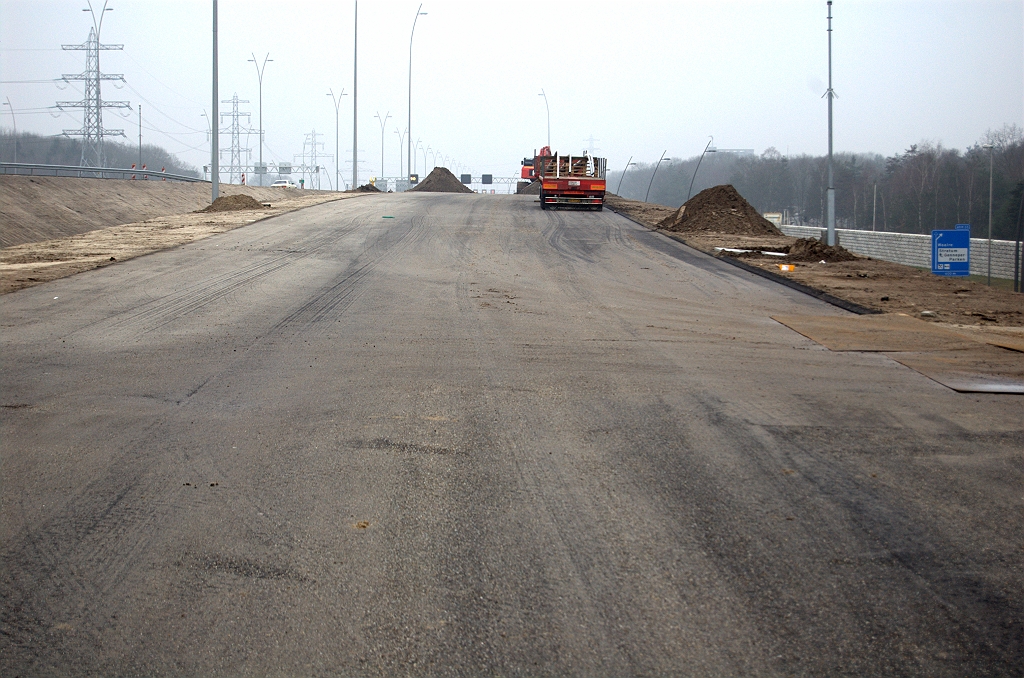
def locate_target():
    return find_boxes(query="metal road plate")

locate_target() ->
[887,346,1024,393]
[771,314,978,352]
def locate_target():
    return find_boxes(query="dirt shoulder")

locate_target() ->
[1,190,363,294]
[0,175,334,247]
[605,193,1024,327]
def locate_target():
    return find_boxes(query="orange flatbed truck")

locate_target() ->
[527,146,607,210]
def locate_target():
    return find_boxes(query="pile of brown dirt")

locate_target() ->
[347,183,381,193]
[517,180,541,195]
[409,167,473,193]
[657,185,782,236]
[198,194,266,213]
[786,237,859,262]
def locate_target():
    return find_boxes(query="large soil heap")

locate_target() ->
[786,237,858,262]
[198,194,267,213]
[657,185,781,236]
[409,167,473,193]
[347,183,381,193]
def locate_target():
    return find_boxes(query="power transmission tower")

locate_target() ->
[220,93,251,184]
[295,129,330,190]
[58,3,130,168]
[584,134,600,155]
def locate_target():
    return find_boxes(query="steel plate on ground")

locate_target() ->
[772,314,979,352]
[886,345,1024,393]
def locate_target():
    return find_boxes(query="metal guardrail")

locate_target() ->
[0,162,206,183]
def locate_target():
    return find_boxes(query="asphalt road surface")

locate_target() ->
[2,193,1021,676]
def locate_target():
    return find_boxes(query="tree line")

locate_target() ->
[609,125,1023,240]
[0,130,200,178]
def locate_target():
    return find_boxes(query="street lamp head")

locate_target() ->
[982,143,994,150]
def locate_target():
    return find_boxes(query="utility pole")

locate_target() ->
[824,0,836,246]
[58,1,129,168]
[374,111,391,181]
[327,88,347,191]
[248,52,271,186]
[408,3,427,184]
[352,0,358,189]
[137,103,141,169]
[212,0,219,202]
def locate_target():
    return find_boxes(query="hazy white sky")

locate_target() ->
[2,1,1022,184]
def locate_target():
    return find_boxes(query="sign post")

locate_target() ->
[932,224,971,276]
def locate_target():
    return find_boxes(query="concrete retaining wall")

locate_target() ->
[778,225,1021,280]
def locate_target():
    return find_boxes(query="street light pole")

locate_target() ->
[824,0,836,246]
[4,97,16,162]
[538,89,550,148]
[211,0,218,202]
[395,127,406,182]
[615,156,633,194]
[200,111,211,180]
[374,111,391,181]
[408,4,427,183]
[353,0,358,189]
[686,136,715,202]
[327,88,347,191]
[645,150,667,203]
[983,143,995,285]
[248,52,272,186]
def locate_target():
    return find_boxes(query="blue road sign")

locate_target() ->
[931,224,971,276]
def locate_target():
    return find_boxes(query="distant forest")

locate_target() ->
[0,130,200,178]
[609,125,1024,241]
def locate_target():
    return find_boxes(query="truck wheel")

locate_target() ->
[594,204,604,211]
[540,193,548,210]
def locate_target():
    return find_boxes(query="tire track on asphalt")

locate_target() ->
[0,421,183,665]
[52,204,363,343]
[266,211,421,336]
[92,226,355,339]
